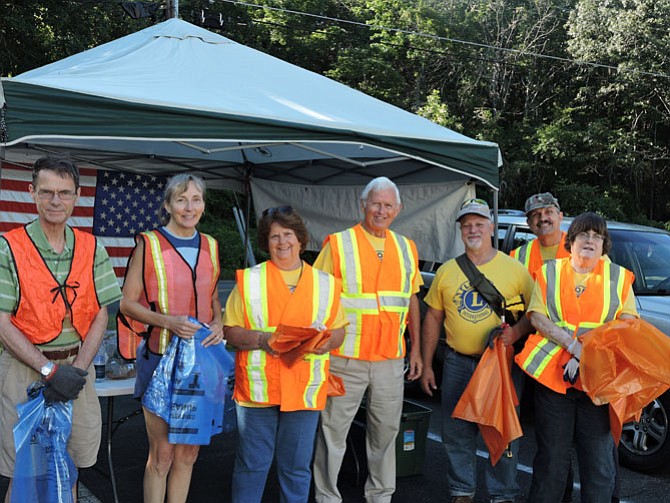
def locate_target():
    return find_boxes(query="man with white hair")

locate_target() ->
[313,177,422,503]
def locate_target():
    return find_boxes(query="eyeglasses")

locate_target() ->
[262,205,294,217]
[575,231,605,242]
[461,198,488,208]
[36,189,77,201]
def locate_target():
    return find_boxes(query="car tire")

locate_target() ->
[619,391,670,472]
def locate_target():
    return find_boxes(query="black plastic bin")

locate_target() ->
[351,399,433,477]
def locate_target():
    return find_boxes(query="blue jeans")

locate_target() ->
[529,383,615,503]
[232,405,320,503]
[441,349,522,502]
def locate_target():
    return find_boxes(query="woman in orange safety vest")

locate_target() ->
[119,174,224,503]
[518,212,637,503]
[223,206,346,503]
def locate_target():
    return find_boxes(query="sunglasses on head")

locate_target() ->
[461,198,488,207]
[262,205,294,217]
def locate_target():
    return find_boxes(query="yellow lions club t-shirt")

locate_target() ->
[424,251,534,356]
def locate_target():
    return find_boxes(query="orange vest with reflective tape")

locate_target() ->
[233,261,341,411]
[515,257,634,394]
[117,230,219,358]
[510,232,570,279]
[3,225,99,344]
[327,224,418,361]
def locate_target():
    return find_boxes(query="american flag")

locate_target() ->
[0,161,165,282]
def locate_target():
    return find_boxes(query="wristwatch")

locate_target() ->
[39,361,56,379]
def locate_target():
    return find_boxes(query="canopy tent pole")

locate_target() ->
[493,188,499,249]
[242,164,253,268]
[166,0,179,18]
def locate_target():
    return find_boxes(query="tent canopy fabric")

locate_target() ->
[0,18,500,261]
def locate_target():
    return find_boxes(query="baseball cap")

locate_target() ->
[456,198,492,222]
[524,192,560,215]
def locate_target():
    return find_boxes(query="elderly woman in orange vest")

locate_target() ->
[223,206,346,503]
[119,174,224,503]
[516,212,638,503]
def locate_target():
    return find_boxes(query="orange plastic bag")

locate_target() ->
[452,338,523,466]
[581,318,670,444]
[327,374,346,397]
[268,324,331,368]
[269,325,317,353]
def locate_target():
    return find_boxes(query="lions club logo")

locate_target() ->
[454,281,493,323]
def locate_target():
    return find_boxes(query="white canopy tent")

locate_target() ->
[1,18,502,261]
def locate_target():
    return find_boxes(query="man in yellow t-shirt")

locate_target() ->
[421,198,534,503]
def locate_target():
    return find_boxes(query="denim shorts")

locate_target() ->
[133,340,163,399]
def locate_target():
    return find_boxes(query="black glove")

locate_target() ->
[43,386,69,404]
[485,327,503,349]
[562,357,580,385]
[45,365,88,401]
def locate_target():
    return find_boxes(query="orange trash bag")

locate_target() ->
[268,324,331,368]
[327,374,346,397]
[452,337,523,466]
[580,318,670,445]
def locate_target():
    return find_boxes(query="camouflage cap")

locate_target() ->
[524,192,560,215]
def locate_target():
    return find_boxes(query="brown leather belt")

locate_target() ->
[40,345,79,360]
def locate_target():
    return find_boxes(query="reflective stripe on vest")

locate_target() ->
[241,263,335,409]
[335,227,413,358]
[145,231,172,354]
[144,231,219,355]
[241,263,272,403]
[511,234,570,280]
[520,259,628,381]
[511,241,533,270]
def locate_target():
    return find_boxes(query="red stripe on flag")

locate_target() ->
[105,246,136,257]
[113,266,128,278]
[0,200,94,217]
[0,178,97,197]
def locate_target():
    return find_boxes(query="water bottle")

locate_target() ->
[94,343,107,380]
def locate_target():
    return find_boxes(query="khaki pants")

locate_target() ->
[313,356,404,503]
[0,350,101,477]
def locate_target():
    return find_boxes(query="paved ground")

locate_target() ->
[3,390,670,502]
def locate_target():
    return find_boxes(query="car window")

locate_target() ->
[506,226,536,252]
[609,230,670,295]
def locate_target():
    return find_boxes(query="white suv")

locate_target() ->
[415,210,670,473]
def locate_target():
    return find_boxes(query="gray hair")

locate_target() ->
[360,177,401,207]
[159,174,206,225]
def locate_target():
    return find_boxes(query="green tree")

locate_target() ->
[540,0,670,222]
[0,0,150,76]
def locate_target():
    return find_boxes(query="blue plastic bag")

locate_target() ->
[11,385,76,503]
[142,318,235,444]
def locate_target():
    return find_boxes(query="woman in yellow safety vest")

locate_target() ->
[516,212,638,503]
[119,174,224,503]
[223,206,347,503]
